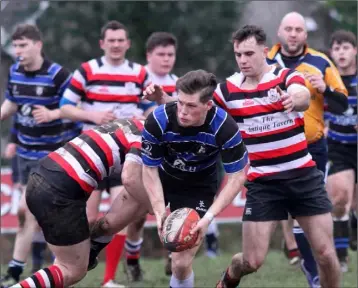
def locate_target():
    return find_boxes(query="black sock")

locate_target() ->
[205,233,218,252]
[127,258,139,266]
[31,242,47,273]
[350,210,357,229]
[334,219,349,261]
[221,268,240,288]
[7,259,25,281]
[88,239,111,270]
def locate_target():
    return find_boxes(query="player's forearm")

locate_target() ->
[207,170,246,217]
[142,166,166,214]
[49,108,61,121]
[324,88,348,114]
[60,104,92,122]
[292,90,310,111]
[0,100,17,121]
[159,94,177,105]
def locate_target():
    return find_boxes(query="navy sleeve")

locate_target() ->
[216,112,248,173]
[141,106,166,167]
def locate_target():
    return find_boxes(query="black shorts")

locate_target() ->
[17,156,39,185]
[26,172,89,246]
[97,173,122,192]
[328,143,357,182]
[159,169,217,218]
[243,168,332,221]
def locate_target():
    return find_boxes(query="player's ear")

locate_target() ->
[206,100,213,110]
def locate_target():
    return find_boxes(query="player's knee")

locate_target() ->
[70,266,87,284]
[332,192,349,217]
[171,254,192,274]
[315,244,337,266]
[232,254,262,275]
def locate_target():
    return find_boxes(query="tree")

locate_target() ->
[36,1,245,80]
[325,0,357,34]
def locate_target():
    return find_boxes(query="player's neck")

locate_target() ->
[24,55,44,71]
[338,63,356,76]
[244,64,271,85]
[104,55,126,67]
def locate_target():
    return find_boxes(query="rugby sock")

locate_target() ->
[7,259,25,281]
[125,238,143,266]
[219,268,240,288]
[169,271,194,288]
[103,234,126,284]
[350,210,357,229]
[293,226,318,282]
[333,215,349,261]
[31,231,47,273]
[288,248,300,259]
[88,235,113,270]
[15,265,64,288]
[205,233,218,256]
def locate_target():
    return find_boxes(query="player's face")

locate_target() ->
[177,91,213,127]
[100,29,130,62]
[330,41,357,70]
[13,38,42,67]
[234,37,268,77]
[278,19,307,55]
[147,45,176,76]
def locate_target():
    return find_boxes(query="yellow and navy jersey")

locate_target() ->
[267,44,348,144]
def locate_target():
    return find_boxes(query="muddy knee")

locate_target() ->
[231,253,262,276]
[90,216,111,238]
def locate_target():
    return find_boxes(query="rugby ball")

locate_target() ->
[161,208,200,252]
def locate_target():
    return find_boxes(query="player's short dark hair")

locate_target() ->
[330,30,357,48]
[231,25,266,45]
[100,20,129,40]
[12,24,42,42]
[176,70,217,103]
[146,32,177,53]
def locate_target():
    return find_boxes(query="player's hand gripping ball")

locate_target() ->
[161,208,200,252]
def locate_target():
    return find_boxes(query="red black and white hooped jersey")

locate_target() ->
[145,65,178,97]
[214,65,315,181]
[63,57,151,130]
[40,119,144,194]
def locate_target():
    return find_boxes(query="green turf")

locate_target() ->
[74,250,357,287]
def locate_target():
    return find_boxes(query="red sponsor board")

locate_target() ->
[1,168,246,233]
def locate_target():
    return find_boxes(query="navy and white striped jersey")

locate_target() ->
[325,74,357,145]
[141,102,248,181]
[6,59,83,160]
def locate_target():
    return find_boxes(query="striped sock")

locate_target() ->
[14,265,64,288]
[333,215,349,261]
[125,238,143,266]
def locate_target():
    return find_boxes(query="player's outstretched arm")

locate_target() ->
[208,169,247,218]
[190,169,247,244]
[142,165,167,235]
